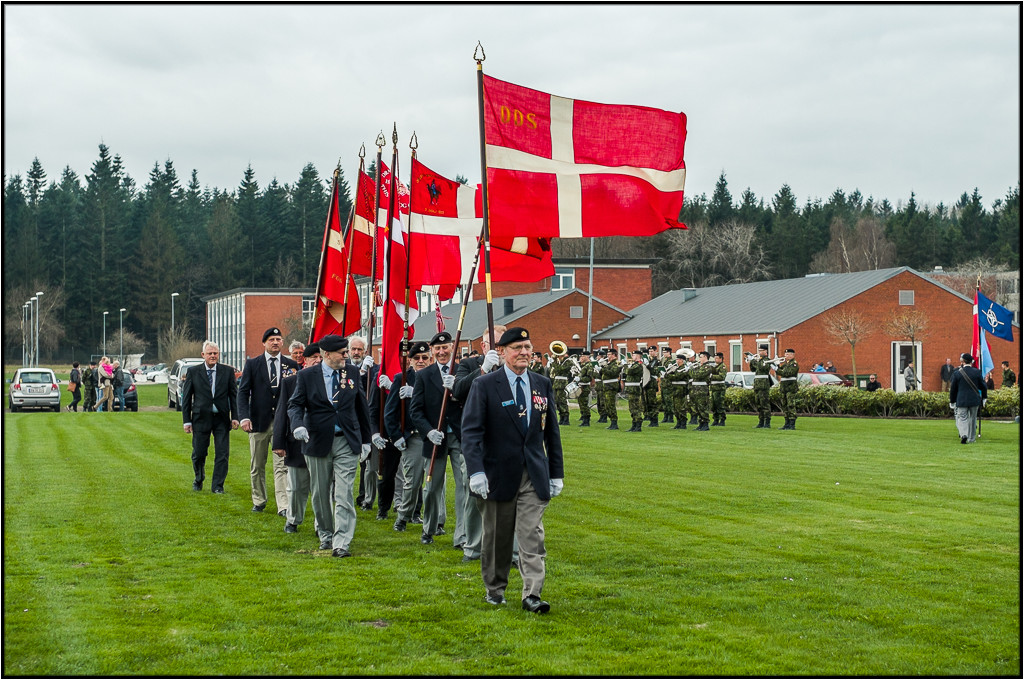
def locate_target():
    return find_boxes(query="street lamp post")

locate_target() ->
[103,311,109,357]
[35,291,43,366]
[171,292,179,334]
[23,303,29,367]
[29,297,38,366]
[119,308,127,362]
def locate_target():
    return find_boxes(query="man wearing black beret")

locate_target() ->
[462,327,564,613]
[237,327,299,514]
[287,334,372,557]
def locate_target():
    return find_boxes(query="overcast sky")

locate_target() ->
[4,4,1020,209]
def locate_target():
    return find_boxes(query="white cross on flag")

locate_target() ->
[483,75,688,238]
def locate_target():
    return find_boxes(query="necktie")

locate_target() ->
[442,364,449,374]
[207,368,215,390]
[270,357,278,387]
[515,376,527,434]
[331,370,340,406]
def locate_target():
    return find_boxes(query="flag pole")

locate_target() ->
[365,132,386,400]
[308,165,339,344]
[397,132,419,443]
[338,148,365,340]
[474,41,496,350]
[976,274,982,438]
[379,123,400,441]
[586,236,595,351]
[426,224,487,483]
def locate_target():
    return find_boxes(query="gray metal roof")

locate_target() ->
[412,288,628,342]
[594,267,974,339]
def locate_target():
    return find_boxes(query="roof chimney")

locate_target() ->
[682,288,697,302]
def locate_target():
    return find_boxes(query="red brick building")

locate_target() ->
[202,288,314,369]
[594,267,1019,391]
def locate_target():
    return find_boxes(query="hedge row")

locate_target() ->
[720,385,1021,418]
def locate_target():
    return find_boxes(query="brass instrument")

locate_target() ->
[549,340,567,357]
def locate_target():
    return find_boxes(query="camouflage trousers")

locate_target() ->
[690,387,710,422]
[644,385,659,419]
[661,385,674,416]
[601,387,619,420]
[577,387,591,418]
[711,388,726,420]
[780,388,797,420]
[83,384,97,411]
[595,385,605,414]
[753,384,771,418]
[626,389,644,419]
[554,385,569,417]
[671,389,689,420]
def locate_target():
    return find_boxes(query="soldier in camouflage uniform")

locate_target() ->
[576,350,595,427]
[643,346,661,427]
[665,349,690,429]
[82,360,98,412]
[599,350,621,429]
[529,352,547,377]
[775,348,800,429]
[548,349,574,425]
[688,351,713,431]
[660,348,675,423]
[594,349,608,423]
[623,349,647,432]
[749,345,774,429]
[710,352,729,426]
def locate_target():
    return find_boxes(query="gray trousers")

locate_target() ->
[423,437,469,544]
[397,435,426,522]
[249,428,289,511]
[955,405,979,443]
[480,468,549,601]
[286,465,311,526]
[362,444,378,507]
[306,437,358,551]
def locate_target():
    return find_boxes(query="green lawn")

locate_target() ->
[3,406,1020,675]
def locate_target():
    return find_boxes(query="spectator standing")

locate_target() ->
[865,374,882,392]
[67,362,83,412]
[97,371,115,412]
[903,361,919,391]
[112,360,126,412]
[940,358,955,391]
[1001,361,1016,389]
[825,361,837,373]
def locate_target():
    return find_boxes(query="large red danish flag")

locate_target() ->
[483,75,687,238]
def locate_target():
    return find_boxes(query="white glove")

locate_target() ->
[481,349,500,372]
[292,426,309,442]
[361,356,374,372]
[378,373,392,390]
[949,403,956,411]
[469,472,489,499]
[426,429,445,446]
[371,433,388,449]
[399,385,414,399]
[441,373,455,390]
[549,478,564,497]
[360,443,372,462]
[982,399,987,407]
[394,436,407,451]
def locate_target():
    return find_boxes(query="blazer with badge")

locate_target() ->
[182,362,239,431]
[409,362,462,456]
[238,353,299,432]
[461,368,564,503]
[287,364,371,459]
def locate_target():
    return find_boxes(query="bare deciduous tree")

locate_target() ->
[4,282,67,362]
[820,308,873,380]
[159,321,203,364]
[810,215,897,273]
[657,220,771,290]
[883,309,930,345]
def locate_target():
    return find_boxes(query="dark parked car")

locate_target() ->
[111,371,139,412]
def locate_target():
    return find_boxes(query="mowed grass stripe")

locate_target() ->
[4,410,1020,675]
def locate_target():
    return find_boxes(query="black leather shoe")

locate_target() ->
[319,539,332,550]
[277,509,287,517]
[961,435,968,444]
[332,548,351,558]
[252,503,266,512]
[411,514,423,524]
[284,523,297,533]
[421,534,434,544]
[192,482,202,491]
[484,593,506,605]
[212,488,225,494]
[434,526,446,536]
[462,555,480,562]
[376,511,387,520]
[511,558,519,570]
[393,519,407,532]
[522,595,550,613]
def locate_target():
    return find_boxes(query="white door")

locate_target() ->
[891,341,922,392]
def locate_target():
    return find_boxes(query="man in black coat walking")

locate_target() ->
[949,352,987,444]
[182,341,239,493]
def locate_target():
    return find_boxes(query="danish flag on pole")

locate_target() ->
[310,175,361,341]
[483,74,688,238]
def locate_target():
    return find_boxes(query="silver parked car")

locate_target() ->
[167,358,203,411]
[9,367,61,412]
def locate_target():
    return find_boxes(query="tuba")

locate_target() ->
[549,340,568,357]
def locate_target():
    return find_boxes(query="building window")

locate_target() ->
[704,341,716,357]
[302,296,316,329]
[552,267,575,291]
[899,290,915,305]
[729,341,742,371]
[569,305,583,319]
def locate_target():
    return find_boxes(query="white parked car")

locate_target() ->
[724,371,778,389]
[167,358,203,410]
[8,367,61,412]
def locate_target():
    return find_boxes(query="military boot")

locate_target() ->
[579,417,590,427]
[697,420,710,431]
[597,414,607,423]
[789,418,796,430]
[689,414,699,426]
[673,419,686,429]
[764,417,771,429]
[649,417,659,427]
[754,417,765,428]
[663,413,673,423]
[606,419,618,430]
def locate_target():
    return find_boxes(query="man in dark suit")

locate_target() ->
[949,352,987,444]
[348,335,379,511]
[462,327,564,613]
[287,334,371,558]
[238,327,299,514]
[381,341,433,526]
[273,342,319,534]
[410,331,468,549]
[182,341,239,494]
